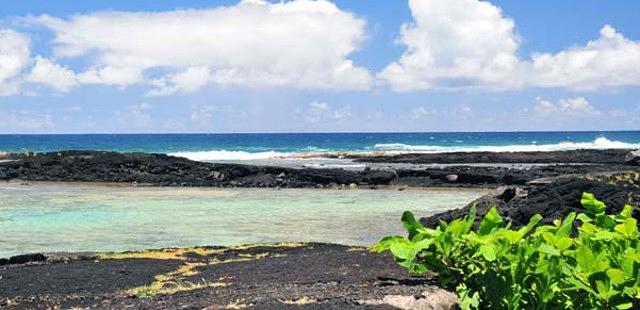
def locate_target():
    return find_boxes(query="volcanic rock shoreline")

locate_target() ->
[1,149,639,309]
[0,149,638,188]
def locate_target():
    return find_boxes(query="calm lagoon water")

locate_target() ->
[0,182,486,257]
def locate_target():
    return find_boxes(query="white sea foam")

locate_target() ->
[374,137,640,153]
[169,150,290,161]
[169,137,639,162]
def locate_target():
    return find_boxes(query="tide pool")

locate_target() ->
[0,182,487,257]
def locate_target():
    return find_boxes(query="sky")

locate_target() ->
[0,0,639,133]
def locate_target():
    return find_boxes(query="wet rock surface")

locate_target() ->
[0,244,455,310]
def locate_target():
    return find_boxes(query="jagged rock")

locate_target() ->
[0,150,634,188]
[421,178,640,229]
[8,253,46,265]
[625,150,640,166]
[352,149,632,164]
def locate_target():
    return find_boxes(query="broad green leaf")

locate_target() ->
[390,242,415,261]
[556,212,576,237]
[401,211,425,239]
[466,205,477,234]
[371,235,405,252]
[413,238,434,251]
[503,230,523,244]
[618,205,634,219]
[576,246,596,272]
[581,192,607,215]
[479,244,497,261]
[538,244,560,256]
[478,207,503,236]
[519,213,542,236]
[554,237,573,251]
[607,268,626,285]
[577,212,593,223]
[614,302,634,310]
[621,250,636,276]
[614,218,638,238]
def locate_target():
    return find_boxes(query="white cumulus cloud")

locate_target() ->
[148,67,212,96]
[27,56,78,92]
[533,97,600,116]
[33,0,371,94]
[529,25,640,90]
[380,0,640,92]
[0,29,31,95]
[378,0,522,91]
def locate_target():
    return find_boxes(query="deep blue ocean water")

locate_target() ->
[1,131,639,160]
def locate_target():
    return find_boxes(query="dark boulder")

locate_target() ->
[8,253,47,265]
[421,178,640,229]
[625,150,640,166]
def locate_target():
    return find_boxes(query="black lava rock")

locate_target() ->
[8,253,47,265]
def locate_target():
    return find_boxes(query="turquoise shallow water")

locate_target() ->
[0,183,486,257]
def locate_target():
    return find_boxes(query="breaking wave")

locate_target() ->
[374,137,640,153]
[168,137,639,161]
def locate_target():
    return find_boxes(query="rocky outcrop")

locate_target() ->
[626,150,640,166]
[351,149,634,165]
[1,151,637,189]
[421,177,640,228]
[0,151,400,188]
[0,253,47,265]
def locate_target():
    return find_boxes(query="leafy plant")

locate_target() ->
[372,192,640,309]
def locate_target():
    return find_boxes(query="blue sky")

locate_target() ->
[0,0,639,133]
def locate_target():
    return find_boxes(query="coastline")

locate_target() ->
[1,148,638,309]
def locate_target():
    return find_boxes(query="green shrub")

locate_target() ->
[372,192,640,309]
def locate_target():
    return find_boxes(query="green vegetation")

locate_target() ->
[373,193,640,309]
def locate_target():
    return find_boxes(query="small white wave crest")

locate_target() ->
[374,137,640,153]
[169,150,290,161]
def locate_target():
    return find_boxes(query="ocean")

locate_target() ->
[1,131,639,161]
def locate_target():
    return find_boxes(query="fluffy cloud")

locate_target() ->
[380,0,640,92]
[0,29,31,95]
[529,25,640,90]
[379,0,522,91]
[301,101,351,123]
[33,0,371,94]
[533,97,600,116]
[309,101,329,111]
[27,56,78,92]
[76,66,143,86]
[410,106,437,119]
[148,67,212,96]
